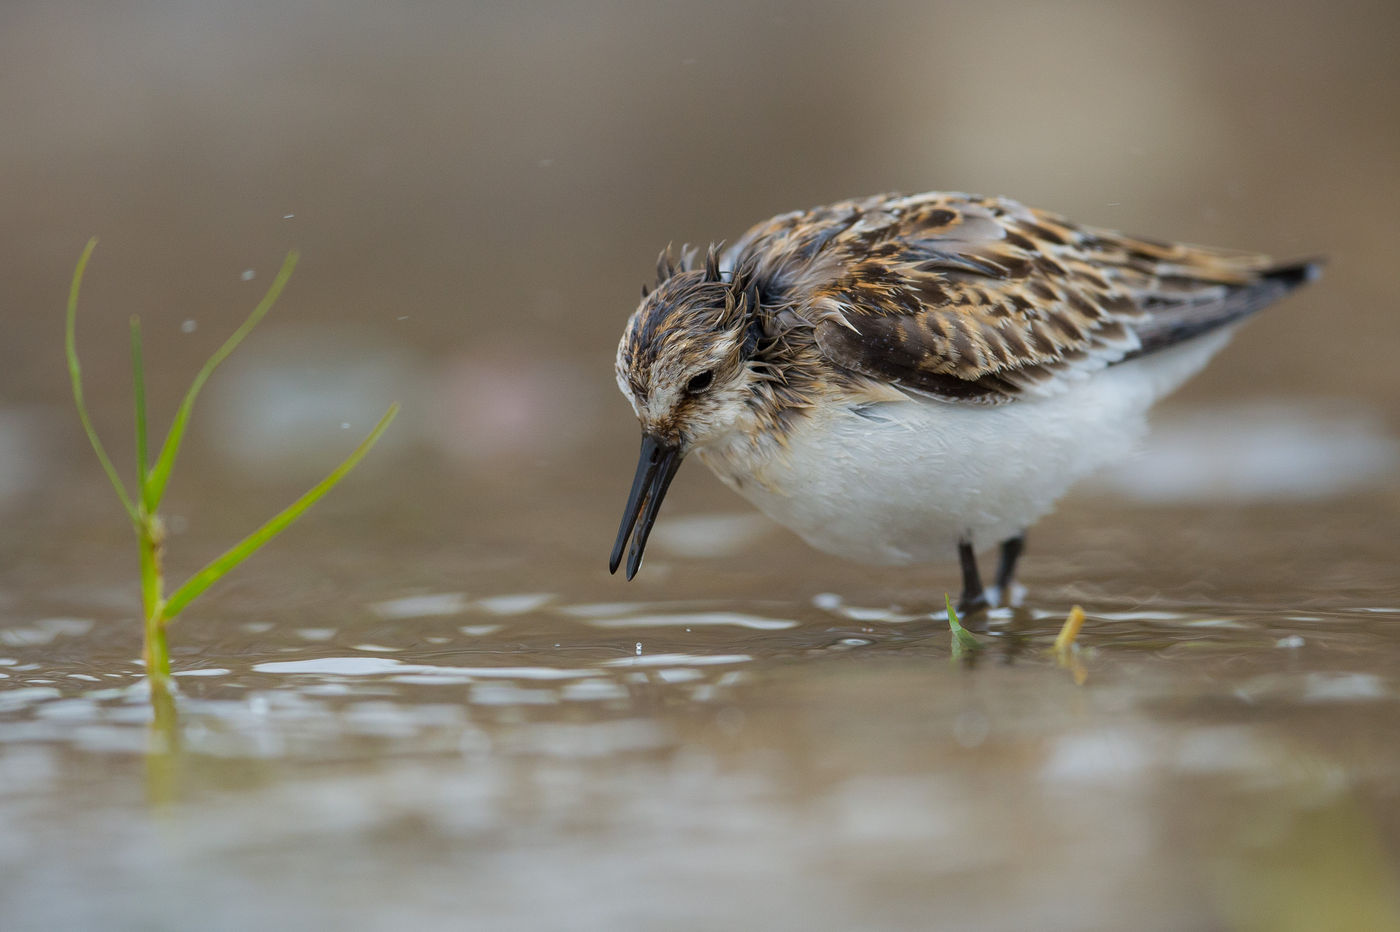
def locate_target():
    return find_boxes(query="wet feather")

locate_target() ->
[618,190,1320,443]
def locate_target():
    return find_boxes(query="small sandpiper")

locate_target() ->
[608,191,1319,614]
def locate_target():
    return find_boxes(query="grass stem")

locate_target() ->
[946,594,983,662]
[65,243,395,692]
[143,251,298,508]
[65,238,138,527]
[161,403,399,622]
[130,316,150,494]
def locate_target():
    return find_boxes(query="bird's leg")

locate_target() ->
[987,533,1026,608]
[956,538,988,616]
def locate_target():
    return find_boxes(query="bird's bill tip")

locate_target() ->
[609,432,683,579]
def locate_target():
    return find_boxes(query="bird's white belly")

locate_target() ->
[697,334,1230,566]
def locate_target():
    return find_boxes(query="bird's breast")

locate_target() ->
[691,350,1204,565]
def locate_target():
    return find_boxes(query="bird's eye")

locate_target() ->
[686,370,714,394]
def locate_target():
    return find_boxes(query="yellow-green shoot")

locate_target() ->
[65,239,398,684]
[945,594,983,662]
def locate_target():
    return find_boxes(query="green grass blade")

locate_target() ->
[946,594,982,661]
[65,238,138,526]
[161,403,398,621]
[130,316,151,505]
[144,250,298,510]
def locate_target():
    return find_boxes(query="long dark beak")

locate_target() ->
[609,432,684,580]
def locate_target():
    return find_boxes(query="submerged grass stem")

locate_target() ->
[946,594,983,662]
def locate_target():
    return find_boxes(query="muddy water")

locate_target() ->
[3,453,1400,929]
[4,0,1400,928]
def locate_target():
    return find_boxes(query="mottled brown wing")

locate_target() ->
[733,192,1315,404]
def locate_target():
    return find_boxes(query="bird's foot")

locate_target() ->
[956,590,990,618]
[983,582,1027,610]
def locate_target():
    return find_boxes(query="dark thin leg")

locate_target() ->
[956,538,987,616]
[994,534,1025,594]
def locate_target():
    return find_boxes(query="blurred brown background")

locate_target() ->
[4,9,1398,926]
[2,0,1397,553]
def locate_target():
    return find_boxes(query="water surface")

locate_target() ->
[2,458,1398,929]
[3,1,1400,927]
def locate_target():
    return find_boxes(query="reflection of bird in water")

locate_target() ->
[609,191,1320,615]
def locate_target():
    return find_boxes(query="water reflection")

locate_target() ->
[2,587,1399,927]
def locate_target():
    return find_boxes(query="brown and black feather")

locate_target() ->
[706,192,1321,405]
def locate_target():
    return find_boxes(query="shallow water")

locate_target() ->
[5,0,1400,927]
[3,453,1400,929]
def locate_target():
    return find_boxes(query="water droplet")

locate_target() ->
[180,319,197,333]
[635,641,643,656]
[240,269,256,281]
[282,213,295,220]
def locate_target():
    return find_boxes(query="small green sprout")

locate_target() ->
[945,594,983,662]
[65,239,398,685]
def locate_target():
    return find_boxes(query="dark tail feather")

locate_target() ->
[1262,257,1326,289]
[1124,257,1324,361]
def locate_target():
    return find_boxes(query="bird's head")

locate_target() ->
[610,245,764,578]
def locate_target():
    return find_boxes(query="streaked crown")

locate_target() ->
[615,245,762,446]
